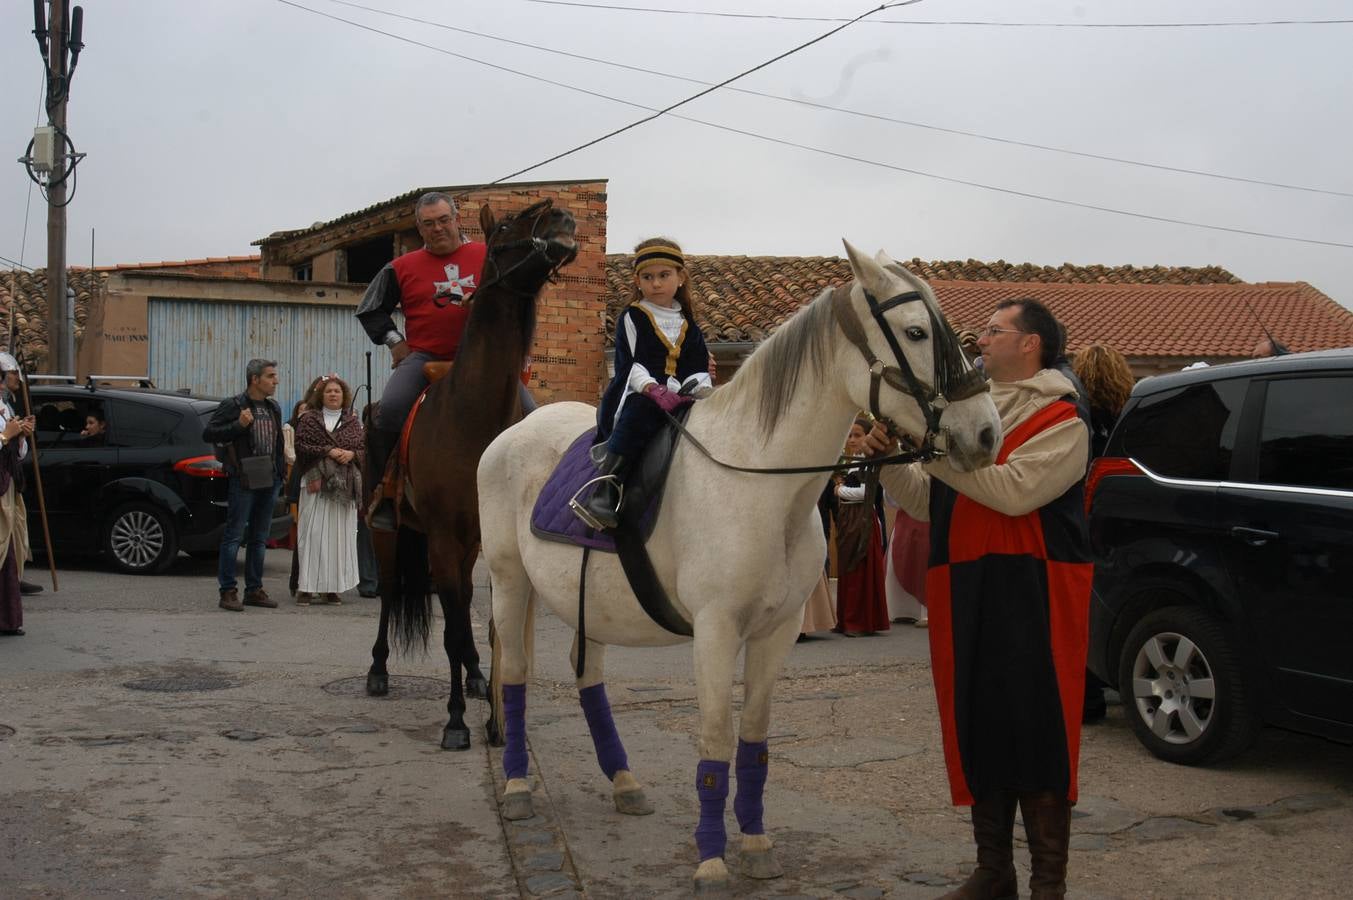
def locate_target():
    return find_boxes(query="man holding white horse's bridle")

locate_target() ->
[869,297,1091,900]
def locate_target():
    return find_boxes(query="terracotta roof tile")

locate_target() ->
[0,268,106,367]
[604,255,1351,358]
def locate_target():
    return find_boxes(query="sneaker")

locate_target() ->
[913,617,929,628]
[219,588,243,612]
[321,592,343,606]
[295,592,312,606]
[243,588,277,609]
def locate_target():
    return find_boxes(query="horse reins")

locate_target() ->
[466,201,578,302]
[658,282,988,478]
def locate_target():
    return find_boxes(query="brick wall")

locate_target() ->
[453,183,609,405]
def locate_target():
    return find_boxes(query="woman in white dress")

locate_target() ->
[293,375,364,605]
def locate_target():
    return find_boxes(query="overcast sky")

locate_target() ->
[3,0,1351,310]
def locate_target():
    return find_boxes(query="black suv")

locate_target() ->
[22,383,290,574]
[1086,349,1352,765]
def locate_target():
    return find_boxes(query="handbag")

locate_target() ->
[239,454,275,491]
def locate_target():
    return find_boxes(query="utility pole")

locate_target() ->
[45,0,68,375]
[27,0,84,375]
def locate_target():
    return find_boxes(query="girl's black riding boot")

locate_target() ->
[583,452,627,530]
[939,790,1018,900]
[1019,791,1071,899]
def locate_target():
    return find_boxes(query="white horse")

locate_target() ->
[479,244,1002,891]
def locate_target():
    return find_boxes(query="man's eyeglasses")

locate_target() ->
[418,215,456,230]
[980,325,1030,338]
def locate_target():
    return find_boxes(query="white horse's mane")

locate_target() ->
[701,285,839,434]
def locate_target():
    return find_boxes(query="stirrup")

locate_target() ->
[568,475,622,531]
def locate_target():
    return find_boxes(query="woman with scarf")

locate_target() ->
[293,374,364,605]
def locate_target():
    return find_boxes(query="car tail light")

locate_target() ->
[1085,456,1142,515]
[174,455,226,478]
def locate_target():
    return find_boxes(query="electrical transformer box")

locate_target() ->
[31,125,58,174]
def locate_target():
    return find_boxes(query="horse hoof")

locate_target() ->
[464,675,489,701]
[614,788,654,816]
[366,672,389,696]
[502,791,534,821]
[692,858,731,895]
[484,716,504,748]
[441,726,471,751]
[740,848,784,880]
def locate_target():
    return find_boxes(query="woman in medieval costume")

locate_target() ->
[0,353,35,636]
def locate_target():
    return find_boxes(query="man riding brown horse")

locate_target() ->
[356,190,536,530]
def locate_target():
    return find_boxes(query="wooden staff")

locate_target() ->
[16,368,58,592]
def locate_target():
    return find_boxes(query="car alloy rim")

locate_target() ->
[1131,630,1217,745]
[110,510,165,570]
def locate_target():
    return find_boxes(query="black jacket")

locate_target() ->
[202,392,285,480]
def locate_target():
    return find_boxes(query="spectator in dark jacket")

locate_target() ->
[203,358,285,612]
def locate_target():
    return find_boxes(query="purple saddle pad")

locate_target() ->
[531,428,658,552]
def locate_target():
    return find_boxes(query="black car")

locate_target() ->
[1086,349,1353,765]
[21,382,290,574]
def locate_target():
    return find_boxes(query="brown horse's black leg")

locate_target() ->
[457,557,487,698]
[438,584,472,751]
[366,529,399,696]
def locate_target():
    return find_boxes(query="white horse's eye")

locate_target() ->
[905,326,927,341]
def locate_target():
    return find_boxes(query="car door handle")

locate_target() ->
[1231,526,1280,546]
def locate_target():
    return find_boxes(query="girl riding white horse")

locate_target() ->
[480,243,1002,891]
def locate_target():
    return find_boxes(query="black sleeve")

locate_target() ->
[202,397,244,443]
[355,263,403,344]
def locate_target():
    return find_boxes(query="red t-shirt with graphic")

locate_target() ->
[391,242,488,358]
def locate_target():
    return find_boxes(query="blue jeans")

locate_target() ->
[217,476,282,593]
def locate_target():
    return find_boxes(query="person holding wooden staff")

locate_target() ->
[0,352,37,636]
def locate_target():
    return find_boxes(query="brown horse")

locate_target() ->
[364,198,578,751]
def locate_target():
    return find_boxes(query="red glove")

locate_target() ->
[645,385,691,415]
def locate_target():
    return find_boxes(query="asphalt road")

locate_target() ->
[2,549,1350,898]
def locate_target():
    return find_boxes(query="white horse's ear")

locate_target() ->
[843,239,892,299]
[879,254,930,296]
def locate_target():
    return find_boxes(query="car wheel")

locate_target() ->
[1117,606,1260,765]
[105,502,179,574]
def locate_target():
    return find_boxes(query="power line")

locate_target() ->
[18,78,45,269]
[318,0,1353,198]
[520,1,1353,27]
[487,0,925,183]
[276,0,1353,250]
[0,254,36,272]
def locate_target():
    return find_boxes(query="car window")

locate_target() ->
[32,397,110,449]
[1257,376,1353,490]
[1117,379,1247,480]
[108,401,182,448]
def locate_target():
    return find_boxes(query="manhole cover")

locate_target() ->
[0,724,14,740]
[124,675,237,693]
[324,675,451,700]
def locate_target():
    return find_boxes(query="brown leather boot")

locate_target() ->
[939,790,1018,900]
[243,588,277,609]
[219,588,243,612]
[1019,791,1071,900]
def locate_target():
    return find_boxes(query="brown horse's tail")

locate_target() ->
[388,527,434,654]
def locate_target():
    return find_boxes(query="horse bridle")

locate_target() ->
[831,283,988,457]
[433,200,578,306]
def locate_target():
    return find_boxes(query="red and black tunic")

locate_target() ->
[925,400,1093,805]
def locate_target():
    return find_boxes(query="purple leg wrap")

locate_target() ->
[694,759,730,862]
[502,683,528,780]
[579,683,629,779]
[733,739,769,835]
